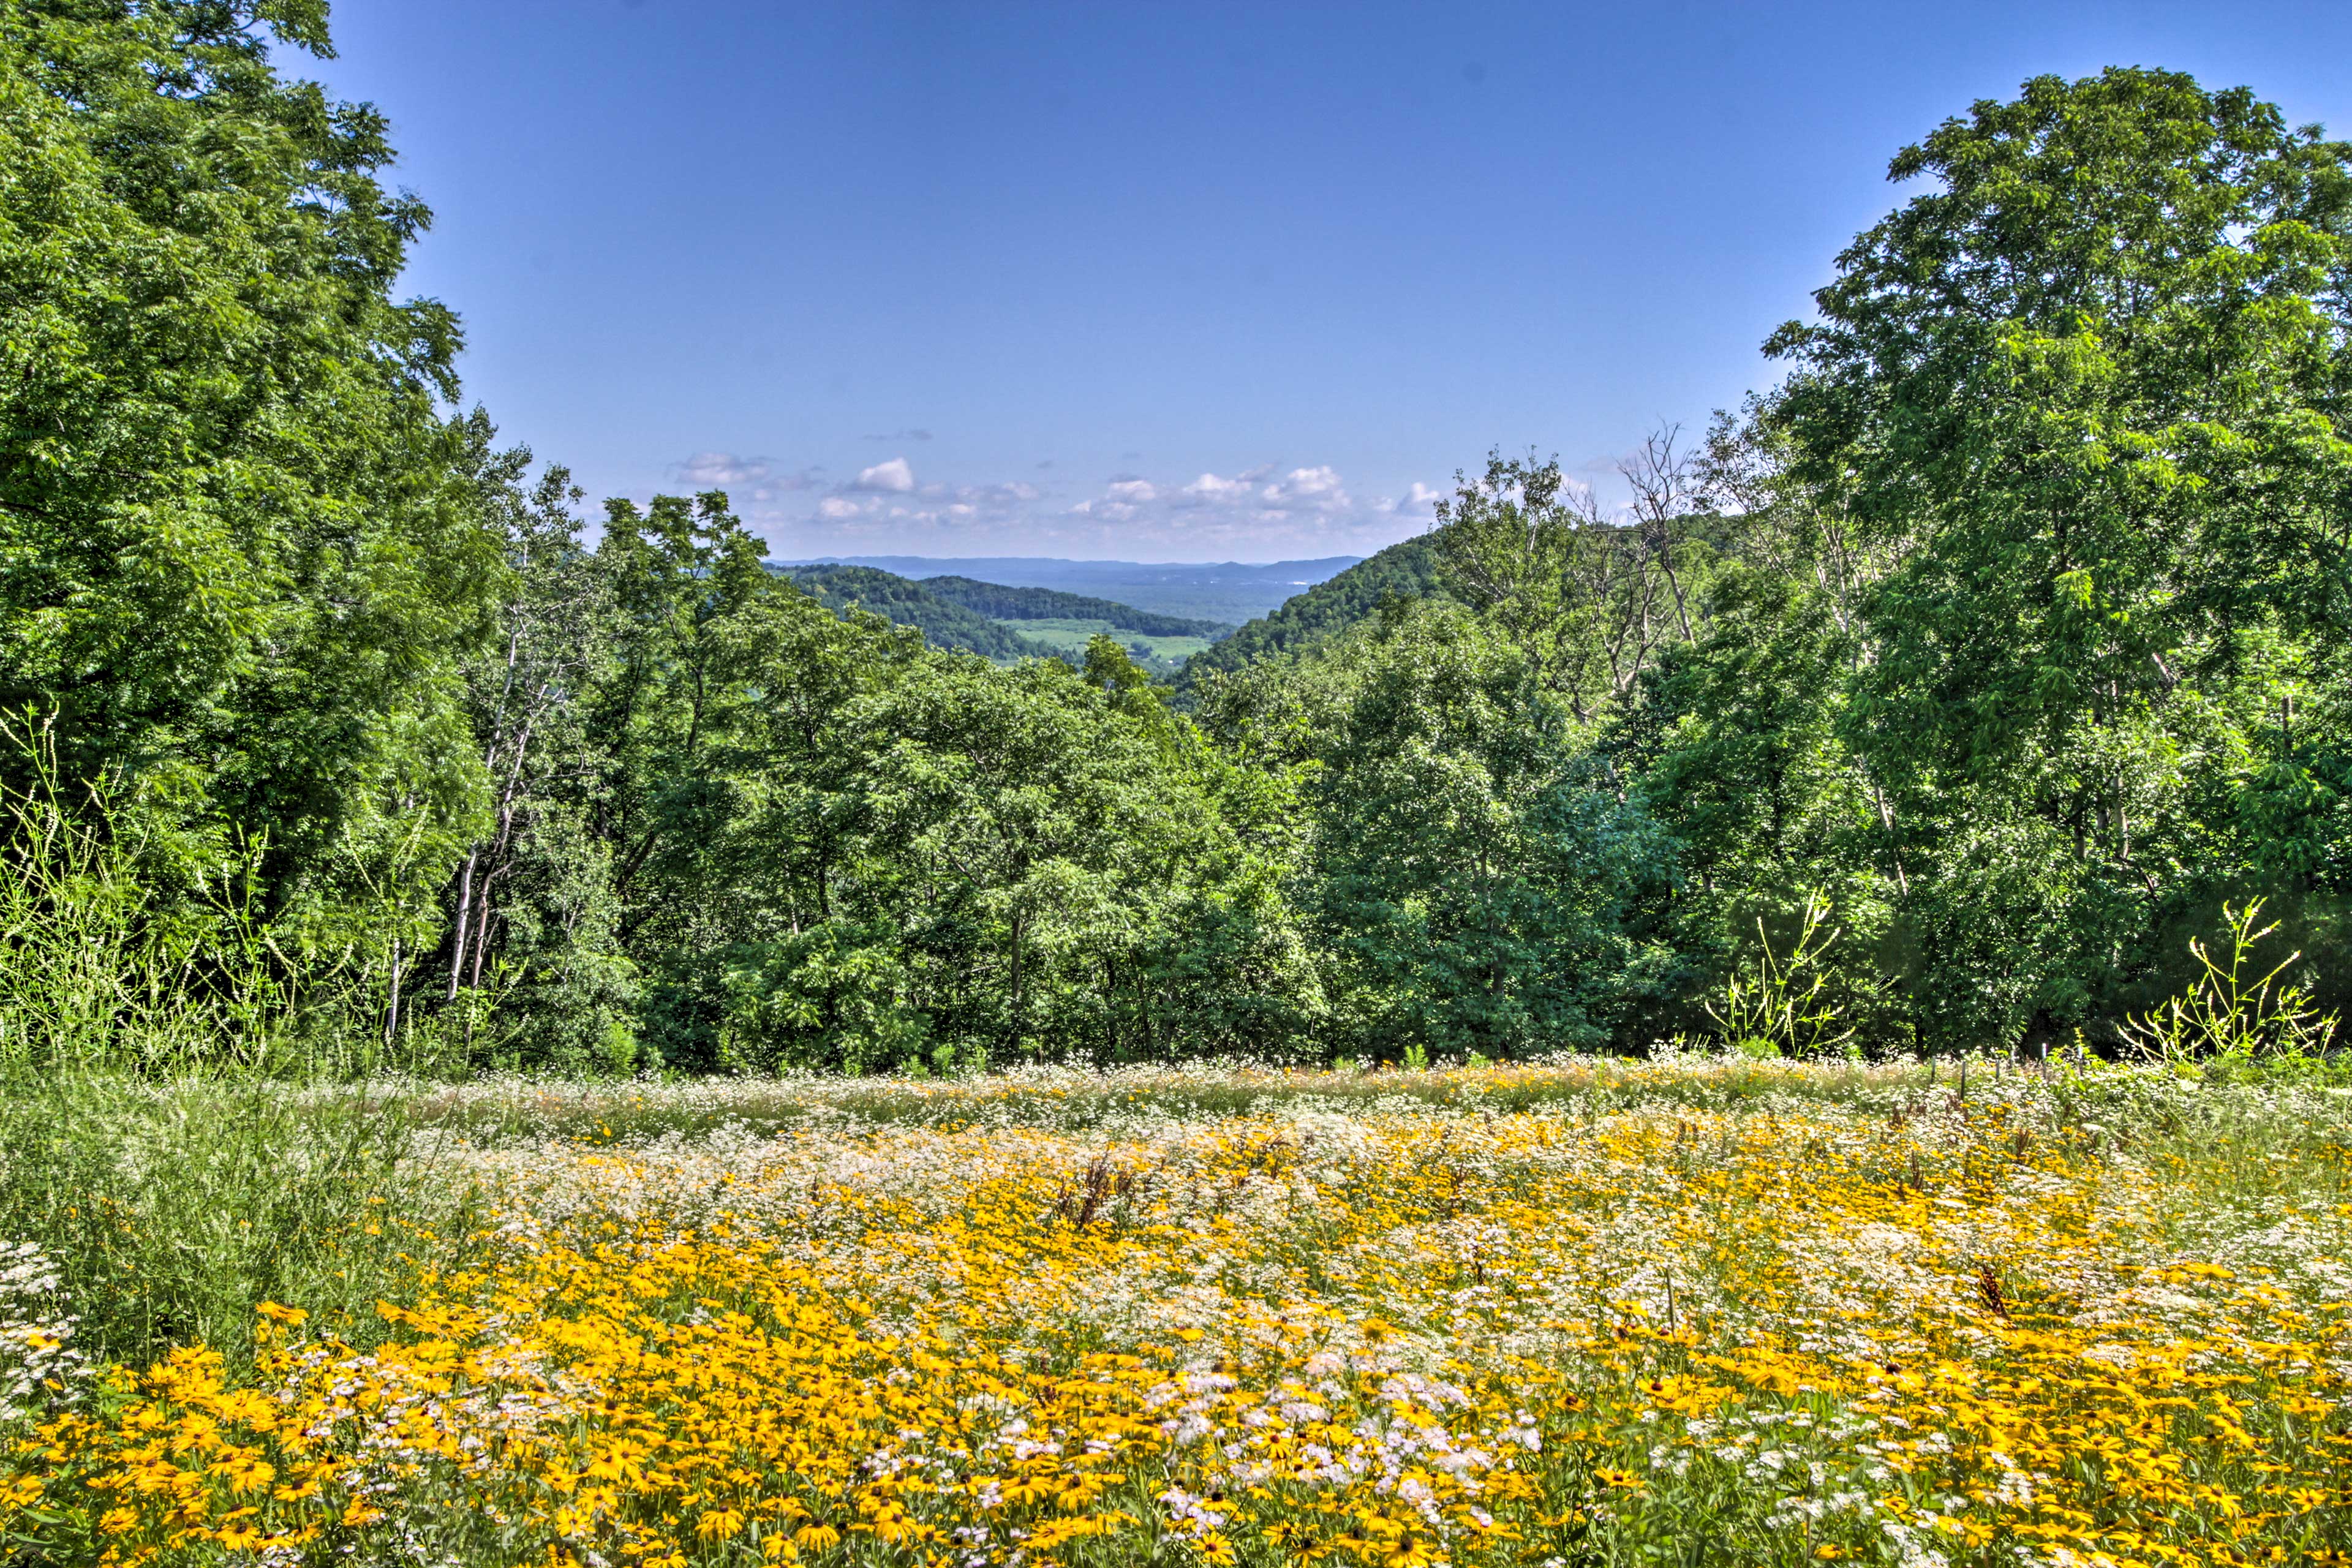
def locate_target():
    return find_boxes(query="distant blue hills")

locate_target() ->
[767,555,1362,625]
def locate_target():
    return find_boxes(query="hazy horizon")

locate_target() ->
[766,553,1368,623]
[767,552,1366,571]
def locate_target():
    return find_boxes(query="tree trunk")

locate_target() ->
[446,848,479,1002]
[384,937,402,1049]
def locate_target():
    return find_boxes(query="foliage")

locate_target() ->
[1755,66,2352,1048]
[917,575,1233,639]
[2118,897,2339,1063]
[0,722,287,1076]
[1701,891,1856,1059]
[783,565,1065,661]
[7,13,2352,1082]
[437,456,636,1074]
[0,0,502,949]
[1436,441,1724,728]
[1291,600,1678,1058]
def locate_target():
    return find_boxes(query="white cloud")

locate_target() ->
[671,453,830,499]
[674,451,772,487]
[735,451,1429,562]
[1177,471,1256,506]
[1262,465,1351,511]
[1387,481,1446,514]
[851,457,918,493]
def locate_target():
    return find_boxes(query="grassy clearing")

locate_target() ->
[2,1054,2348,1566]
[988,616,1216,667]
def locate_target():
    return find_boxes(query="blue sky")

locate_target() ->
[314,0,2352,562]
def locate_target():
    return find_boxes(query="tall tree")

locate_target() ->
[0,0,500,943]
[585,492,777,1066]
[1768,67,2352,1042]
[1302,600,1676,1058]
[424,441,636,1069]
[1434,443,1719,729]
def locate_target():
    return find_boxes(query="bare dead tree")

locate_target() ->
[446,466,609,1002]
[1619,423,1703,644]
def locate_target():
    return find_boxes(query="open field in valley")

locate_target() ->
[986,617,1219,668]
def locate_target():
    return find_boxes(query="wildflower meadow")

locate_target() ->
[2,1053,2346,1567]
[9,4,2352,1566]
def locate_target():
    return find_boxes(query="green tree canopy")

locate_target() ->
[0,0,499,937]
[1765,67,2352,1042]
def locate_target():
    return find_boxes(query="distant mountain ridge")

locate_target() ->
[771,555,1361,624]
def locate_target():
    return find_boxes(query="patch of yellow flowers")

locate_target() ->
[7,1063,2351,1566]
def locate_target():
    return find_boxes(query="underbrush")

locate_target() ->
[0,1078,478,1372]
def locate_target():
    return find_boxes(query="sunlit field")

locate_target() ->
[5,1054,2350,1567]
[986,616,1218,670]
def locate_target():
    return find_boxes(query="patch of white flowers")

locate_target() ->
[0,1239,85,1424]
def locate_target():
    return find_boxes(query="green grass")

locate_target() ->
[0,1076,480,1371]
[987,616,1214,669]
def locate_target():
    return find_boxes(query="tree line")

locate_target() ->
[2,2,2345,1069]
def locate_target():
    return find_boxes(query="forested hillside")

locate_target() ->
[781,556,1360,622]
[1,9,2345,1075]
[780,565,1063,661]
[777,566,1224,672]
[919,576,1234,639]
[1175,533,1447,696]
